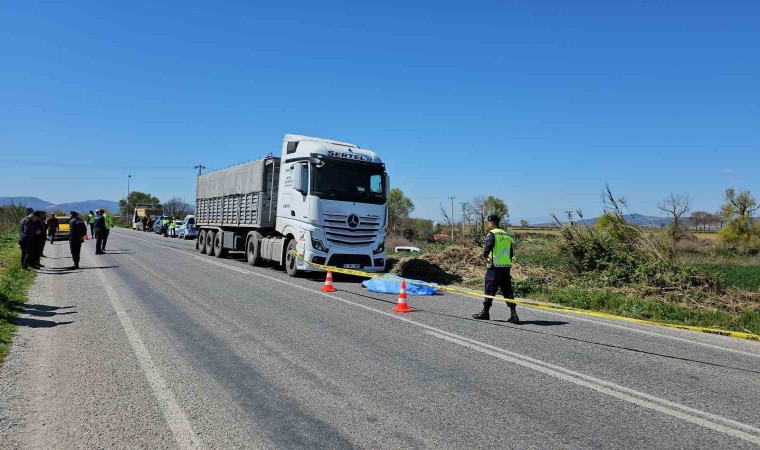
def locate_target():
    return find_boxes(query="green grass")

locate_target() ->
[0,233,37,364]
[529,287,760,335]
[517,250,569,269]
[690,264,760,291]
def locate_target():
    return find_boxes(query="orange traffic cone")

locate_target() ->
[393,280,413,313]
[320,270,337,292]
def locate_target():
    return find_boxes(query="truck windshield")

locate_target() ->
[311,161,386,205]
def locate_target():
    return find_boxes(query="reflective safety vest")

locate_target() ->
[488,228,512,268]
[104,214,114,229]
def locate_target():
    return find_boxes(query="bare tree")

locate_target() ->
[722,188,760,218]
[163,197,192,219]
[658,194,691,241]
[690,211,712,231]
[519,219,529,227]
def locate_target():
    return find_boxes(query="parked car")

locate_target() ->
[53,215,71,241]
[152,215,173,234]
[394,246,421,253]
[177,215,198,240]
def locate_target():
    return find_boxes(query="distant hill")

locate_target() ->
[50,200,120,214]
[0,197,120,214]
[0,196,53,210]
[534,214,673,228]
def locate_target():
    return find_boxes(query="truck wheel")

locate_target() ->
[213,232,227,258]
[198,230,207,254]
[246,236,262,266]
[207,231,217,257]
[284,239,299,277]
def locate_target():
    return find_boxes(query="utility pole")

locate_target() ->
[449,196,455,240]
[564,210,574,225]
[194,164,206,177]
[461,202,468,236]
[127,174,131,223]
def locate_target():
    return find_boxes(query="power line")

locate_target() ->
[0,159,190,170]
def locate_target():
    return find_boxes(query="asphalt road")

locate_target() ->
[1,228,759,449]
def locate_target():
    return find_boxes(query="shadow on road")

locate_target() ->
[40,266,119,274]
[14,317,74,328]
[495,319,568,326]
[24,304,76,311]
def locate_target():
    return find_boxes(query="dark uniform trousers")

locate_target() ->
[102,229,110,251]
[70,240,82,266]
[95,233,104,253]
[20,241,35,269]
[484,267,515,309]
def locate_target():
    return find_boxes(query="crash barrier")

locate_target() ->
[294,251,760,342]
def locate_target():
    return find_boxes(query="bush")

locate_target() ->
[719,216,760,252]
[0,204,27,235]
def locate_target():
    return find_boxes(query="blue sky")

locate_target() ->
[1,0,758,222]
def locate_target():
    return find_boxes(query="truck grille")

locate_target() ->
[323,213,380,246]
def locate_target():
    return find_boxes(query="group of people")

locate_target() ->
[17,208,114,270]
[17,209,51,270]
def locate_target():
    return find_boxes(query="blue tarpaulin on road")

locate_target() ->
[361,274,439,296]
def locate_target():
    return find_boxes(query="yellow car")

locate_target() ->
[54,216,71,241]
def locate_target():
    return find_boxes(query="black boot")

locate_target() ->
[507,310,520,324]
[472,309,490,320]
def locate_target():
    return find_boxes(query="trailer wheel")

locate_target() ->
[246,235,262,266]
[198,230,207,254]
[285,239,299,277]
[207,231,217,257]
[213,232,227,258]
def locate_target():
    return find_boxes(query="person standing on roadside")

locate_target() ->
[68,211,87,269]
[47,214,59,244]
[102,210,114,251]
[35,211,48,263]
[18,210,41,270]
[472,215,520,324]
[87,210,95,238]
[93,209,106,254]
[141,216,148,232]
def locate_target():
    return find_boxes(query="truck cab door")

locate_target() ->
[288,162,310,222]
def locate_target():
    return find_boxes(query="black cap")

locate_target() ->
[487,215,500,225]
[26,207,34,214]
[32,211,43,218]
[70,211,79,216]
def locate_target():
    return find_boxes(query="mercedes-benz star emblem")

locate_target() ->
[347,214,360,228]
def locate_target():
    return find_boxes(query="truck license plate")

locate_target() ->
[343,264,361,269]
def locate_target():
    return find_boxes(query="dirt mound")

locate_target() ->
[388,245,529,286]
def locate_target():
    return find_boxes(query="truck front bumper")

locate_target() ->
[300,249,386,273]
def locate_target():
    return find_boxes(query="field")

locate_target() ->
[388,229,760,335]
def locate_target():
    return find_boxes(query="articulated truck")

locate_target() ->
[195,134,388,276]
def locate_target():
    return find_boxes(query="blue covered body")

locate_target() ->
[361,275,439,296]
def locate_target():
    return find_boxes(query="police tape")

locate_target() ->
[293,251,760,342]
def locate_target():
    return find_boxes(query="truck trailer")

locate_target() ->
[195,134,388,276]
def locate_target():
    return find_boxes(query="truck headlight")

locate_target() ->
[373,241,385,254]
[311,237,329,253]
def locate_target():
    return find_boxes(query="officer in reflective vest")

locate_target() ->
[473,215,520,323]
[102,211,114,251]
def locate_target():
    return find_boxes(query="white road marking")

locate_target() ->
[424,331,760,444]
[116,231,760,444]
[95,267,203,449]
[501,302,760,359]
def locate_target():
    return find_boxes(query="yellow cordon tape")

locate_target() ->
[294,251,760,342]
